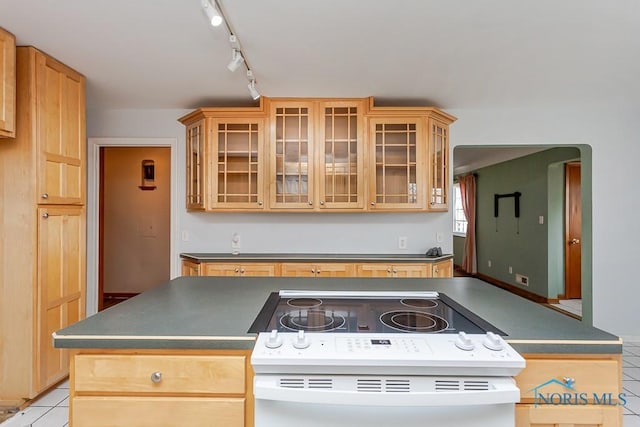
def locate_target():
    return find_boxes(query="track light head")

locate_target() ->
[247,79,260,100]
[227,49,245,72]
[201,0,223,27]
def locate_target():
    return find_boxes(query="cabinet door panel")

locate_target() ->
[369,118,425,210]
[355,263,392,277]
[319,102,364,209]
[393,264,429,278]
[212,118,265,209]
[36,52,85,204]
[314,263,355,277]
[281,263,317,277]
[241,263,277,276]
[270,102,315,209]
[73,396,244,427]
[38,206,85,390]
[0,28,16,137]
[203,264,242,276]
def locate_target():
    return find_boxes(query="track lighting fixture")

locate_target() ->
[247,70,260,100]
[201,0,223,27]
[227,49,244,72]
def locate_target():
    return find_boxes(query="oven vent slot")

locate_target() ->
[357,379,411,393]
[308,378,333,389]
[463,380,490,391]
[279,378,305,389]
[435,380,490,391]
[278,378,334,389]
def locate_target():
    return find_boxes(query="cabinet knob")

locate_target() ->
[311,269,315,274]
[240,269,245,274]
[392,269,397,274]
[316,270,321,274]
[258,201,263,206]
[42,212,49,219]
[235,268,240,273]
[308,201,313,206]
[150,372,162,383]
[320,201,325,205]
[370,201,375,206]
[41,193,49,199]
[387,268,392,273]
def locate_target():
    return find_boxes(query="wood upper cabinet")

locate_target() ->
[367,116,426,210]
[180,98,454,212]
[185,119,206,210]
[179,106,267,211]
[29,49,86,205]
[428,118,449,210]
[269,99,366,211]
[0,27,16,138]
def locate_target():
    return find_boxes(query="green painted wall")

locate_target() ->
[453,235,465,266]
[474,147,580,298]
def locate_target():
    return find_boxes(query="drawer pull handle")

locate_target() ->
[150,372,163,383]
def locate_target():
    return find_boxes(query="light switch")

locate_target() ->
[538,215,544,225]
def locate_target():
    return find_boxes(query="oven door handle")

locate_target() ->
[254,377,520,407]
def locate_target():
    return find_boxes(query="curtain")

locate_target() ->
[459,174,477,274]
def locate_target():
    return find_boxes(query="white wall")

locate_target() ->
[87,105,640,339]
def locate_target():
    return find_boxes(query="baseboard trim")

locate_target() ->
[475,273,554,304]
[103,292,139,300]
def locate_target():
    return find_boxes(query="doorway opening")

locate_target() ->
[98,147,171,311]
[87,138,178,317]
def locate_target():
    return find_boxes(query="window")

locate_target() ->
[453,182,468,235]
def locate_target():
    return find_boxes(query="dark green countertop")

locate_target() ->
[54,277,621,354]
[180,253,453,263]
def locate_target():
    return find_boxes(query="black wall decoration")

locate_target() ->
[494,191,522,233]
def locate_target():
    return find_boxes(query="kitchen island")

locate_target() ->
[54,276,623,427]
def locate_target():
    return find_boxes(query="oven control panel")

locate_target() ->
[252,331,526,376]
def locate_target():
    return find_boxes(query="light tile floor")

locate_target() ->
[2,343,640,426]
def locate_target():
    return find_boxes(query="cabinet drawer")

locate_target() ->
[74,354,245,394]
[515,403,621,427]
[72,396,244,427]
[515,358,621,403]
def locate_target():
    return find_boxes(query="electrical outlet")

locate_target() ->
[516,274,529,286]
[398,236,408,249]
[508,266,513,274]
[487,260,492,268]
[436,232,444,243]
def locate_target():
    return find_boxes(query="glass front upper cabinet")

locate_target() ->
[270,102,315,209]
[428,118,449,210]
[211,118,265,210]
[185,120,206,210]
[318,101,364,209]
[368,117,426,210]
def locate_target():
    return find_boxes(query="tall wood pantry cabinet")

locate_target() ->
[0,46,86,406]
[0,27,16,138]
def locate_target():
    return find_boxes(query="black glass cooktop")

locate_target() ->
[248,292,505,335]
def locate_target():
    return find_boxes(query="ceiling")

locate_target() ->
[1,1,636,172]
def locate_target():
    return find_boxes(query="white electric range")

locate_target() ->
[249,291,526,427]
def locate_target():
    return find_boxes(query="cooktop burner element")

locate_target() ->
[286,298,322,308]
[379,310,449,333]
[400,298,438,309]
[249,291,505,336]
[280,309,346,332]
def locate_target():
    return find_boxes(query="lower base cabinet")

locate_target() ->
[73,396,244,427]
[70,350,253,427]
[515,404,621,427]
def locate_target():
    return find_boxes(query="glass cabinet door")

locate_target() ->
[369,117,425,210]
[186,120,205,210]
[429,118,449,210]
[270,102,314,209]
[318,101,364,209]
[212,118,264,209]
